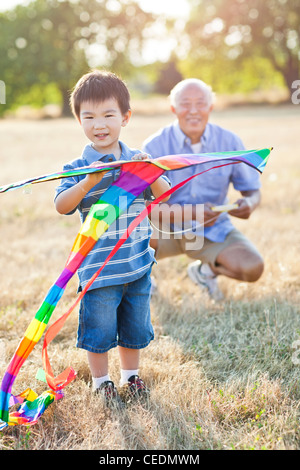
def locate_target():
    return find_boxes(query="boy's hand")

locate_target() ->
[55,162,109,215]
[131,153,150,161]
[84,161,108,187]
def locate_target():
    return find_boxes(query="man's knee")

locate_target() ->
[241,253,264,282]
[216,243,264,282]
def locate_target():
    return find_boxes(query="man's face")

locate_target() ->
[171,84,213,144]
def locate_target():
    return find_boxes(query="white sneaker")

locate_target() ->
[187,261,224,301]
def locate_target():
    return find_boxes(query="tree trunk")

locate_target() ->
[283,55,299,99]
[266,49,299,101]
[60,87,73,117]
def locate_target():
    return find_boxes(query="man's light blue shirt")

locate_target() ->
[143,121,261,243]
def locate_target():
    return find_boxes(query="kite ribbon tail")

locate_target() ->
[42,161,238,391]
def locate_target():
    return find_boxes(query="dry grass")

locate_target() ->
[0,101,300,450]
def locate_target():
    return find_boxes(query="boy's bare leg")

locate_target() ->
[118,347,148,396]
[118,346,140,370]
[88,351,124,407]
[87,351,108,378]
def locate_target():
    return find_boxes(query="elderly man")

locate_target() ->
[143,78,264,301]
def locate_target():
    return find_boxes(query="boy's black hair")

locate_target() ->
[70,70,131,120]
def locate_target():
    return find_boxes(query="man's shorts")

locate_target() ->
[77,269,154,353]
[155,228,258,268]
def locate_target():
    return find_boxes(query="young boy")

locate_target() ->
[54,70,170,408]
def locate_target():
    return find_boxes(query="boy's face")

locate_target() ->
[79,98,131,155]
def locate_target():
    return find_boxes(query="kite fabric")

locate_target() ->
[0,149,272,429]
[0,149,270,194]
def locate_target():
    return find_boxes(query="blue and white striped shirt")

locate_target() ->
[55,141,165,291]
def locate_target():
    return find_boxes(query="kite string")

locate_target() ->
[149,214,221,235]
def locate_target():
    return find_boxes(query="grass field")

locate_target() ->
[0,101,299,450]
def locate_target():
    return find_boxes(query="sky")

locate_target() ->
[0,0,26,10]
[137,0,190,18]
[0,0,190,17]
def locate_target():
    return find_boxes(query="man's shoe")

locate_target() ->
[95,380,125,409]
[187,261,224,301]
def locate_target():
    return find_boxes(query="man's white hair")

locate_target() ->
[169,78,215,107]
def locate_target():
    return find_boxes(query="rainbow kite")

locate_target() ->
[0,149,271,429]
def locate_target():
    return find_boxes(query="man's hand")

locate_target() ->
[229,190,261,220]
[228,198,253,219]
[203,202,221,226]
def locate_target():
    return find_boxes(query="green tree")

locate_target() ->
[0,0,155,116]
[183,0,299,96]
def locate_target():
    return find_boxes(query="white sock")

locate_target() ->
[92,374,111,391]
[120,369,139,386]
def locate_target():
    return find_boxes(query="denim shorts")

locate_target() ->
[76,269,154,353]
